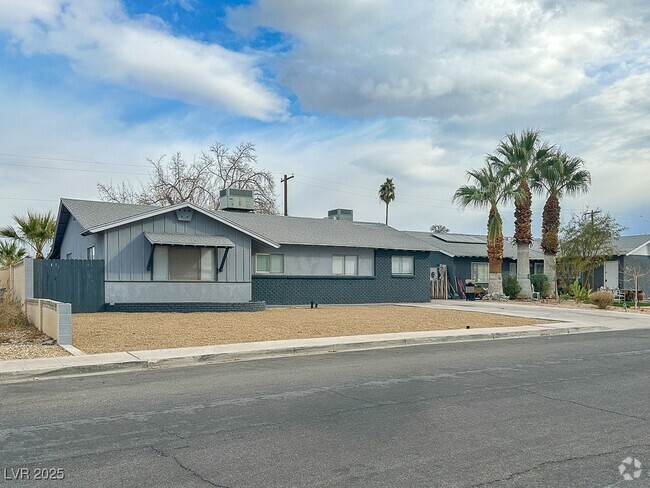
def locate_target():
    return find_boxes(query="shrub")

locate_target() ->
[530,274,551,298]
[589,290,614,310]
[0,294,31,328]
[568,279,591,303]
[503,275,521,300]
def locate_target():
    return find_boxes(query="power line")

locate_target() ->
[0,161,148,176]
[0,152,150,168]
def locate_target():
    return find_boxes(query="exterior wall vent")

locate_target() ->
[220,188,255,212]
[327,208,353,221]
[175,208,194,222]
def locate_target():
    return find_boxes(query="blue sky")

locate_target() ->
[0,0,648,237]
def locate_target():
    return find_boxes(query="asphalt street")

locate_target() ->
[1,330,649,487]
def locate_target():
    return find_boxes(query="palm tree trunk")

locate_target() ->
[487,207,504,296]
[517,243,532,298]
[385,203,389,225]
[544,253,557,298]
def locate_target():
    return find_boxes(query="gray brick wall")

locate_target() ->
[105,301,266,313]
[252,250,431,305]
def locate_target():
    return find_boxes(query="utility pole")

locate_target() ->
[280,174,294,216]
[585,209,601,224]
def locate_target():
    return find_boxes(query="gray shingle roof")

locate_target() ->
[61,198,158,231]
[613,235,650,255]
[211,210,435,251]
[57,199,435,252]
[405,231,545,260]
[144,232,234,248]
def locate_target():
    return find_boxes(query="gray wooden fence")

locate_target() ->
[34,260,105,313]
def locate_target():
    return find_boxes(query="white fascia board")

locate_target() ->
[84,202,280,249]
[626,239,650,256]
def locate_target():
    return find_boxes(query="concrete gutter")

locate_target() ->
[0,322,612,383]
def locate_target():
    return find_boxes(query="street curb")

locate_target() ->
[0,325,612,382]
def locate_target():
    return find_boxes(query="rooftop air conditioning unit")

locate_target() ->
[220,188,255,212]
[327,208,353,221]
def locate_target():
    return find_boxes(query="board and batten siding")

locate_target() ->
[104,210,251,282]
[59,217,103,260]
[252,244,374,276]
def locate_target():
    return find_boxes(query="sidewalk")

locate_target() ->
[1,302,648,382]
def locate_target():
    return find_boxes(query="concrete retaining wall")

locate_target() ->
[24,298,72,345]
[1,258,34,307]
[105,301,266,313]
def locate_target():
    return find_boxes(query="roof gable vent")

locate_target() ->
[175,207,194,222]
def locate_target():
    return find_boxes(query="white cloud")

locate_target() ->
[228,0,646,118]
[0,0,287,120]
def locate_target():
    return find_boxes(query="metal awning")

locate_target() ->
[144,232,235,248]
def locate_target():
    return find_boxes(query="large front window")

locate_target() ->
[471,262,489,283]
[153,246,214,281]
[392,256,414,275]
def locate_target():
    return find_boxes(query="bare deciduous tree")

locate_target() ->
[623,265,650,308]
[98,142,278,214]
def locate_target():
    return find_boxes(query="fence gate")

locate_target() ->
[33,260,105,313]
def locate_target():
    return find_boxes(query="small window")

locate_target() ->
[66,252,72,260]
[471,262,489,283]
[87,246,95,260]
[533,262,544,275]
[509,262,516,276]
[392,256,414,275]
[256,253,284,274]
[332,255,358,275]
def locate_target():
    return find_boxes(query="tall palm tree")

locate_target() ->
[378,178,396,225]
[0,211,56,259]
[489,129,553,297]
[532,149,591,297]
[453,162,518,296]
[0,240,27,267]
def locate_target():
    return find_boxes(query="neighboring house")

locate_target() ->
[592,234,650,294]
[49,198,435,311]
[406,232,544,294]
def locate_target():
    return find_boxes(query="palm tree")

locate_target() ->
[378,178,396,225]
[489,129,553,297]
[0,240,27,267]
[453,162,518,296]
[0,211,56,259]
[532,149,591,297]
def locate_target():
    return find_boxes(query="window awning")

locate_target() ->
[144,232,235,248]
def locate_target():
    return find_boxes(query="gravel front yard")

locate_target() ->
[0,323,70,361]
[73,305,549,354]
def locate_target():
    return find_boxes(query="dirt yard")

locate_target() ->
[73,305,549,354]
[0,296,70,361]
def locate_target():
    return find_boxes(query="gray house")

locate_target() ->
[592,234,650,295]
[406,231,544,294]
[50,198,435,311]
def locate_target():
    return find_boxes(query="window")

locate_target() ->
[66,252,72,260]
[392,256,414,275]
[152,246,214,281]
[509,262,517,276]
[533,262,544,275]
[169,247,201,281]
[332,255,358,275]
[87,246,95,260]
[256,253,284,274]
[471,262,489,283]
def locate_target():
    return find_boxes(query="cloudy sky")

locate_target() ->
[0,0,648,237]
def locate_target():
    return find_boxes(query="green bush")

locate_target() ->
[589,290,614,309]
[530,274,551,298]
[503,275,521,300]
[568,279,591,303]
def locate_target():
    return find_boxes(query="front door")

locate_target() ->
[604,260,618,289]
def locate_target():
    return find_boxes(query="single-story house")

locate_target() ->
[592,234,650,294]
[49,197,435,311]
[406,231,544,295]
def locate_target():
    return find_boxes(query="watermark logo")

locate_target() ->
[619,457,642,481]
